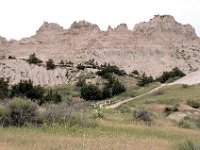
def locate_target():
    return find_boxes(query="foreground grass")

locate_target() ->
[0,126,171,150]
[0,110,200,150]
[1,83,200,150]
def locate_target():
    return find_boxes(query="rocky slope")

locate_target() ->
[0,15,200,85]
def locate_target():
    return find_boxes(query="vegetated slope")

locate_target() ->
[0,15,200,81]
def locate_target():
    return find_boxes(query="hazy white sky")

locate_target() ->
[0,0,199,40]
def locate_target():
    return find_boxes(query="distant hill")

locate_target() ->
[1,15,200,85]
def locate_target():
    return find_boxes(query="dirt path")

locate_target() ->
[105,84,167,109]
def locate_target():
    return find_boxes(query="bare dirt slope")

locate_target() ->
[172,70,200,85]
[1,15,200,85]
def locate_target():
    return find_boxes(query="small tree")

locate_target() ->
[10,80,45,101]
[27,53,42,64]
[138,73,154,86]
[156,67,185,83]
[102,86,112,99]
[59,60,65,67]
[81,84,101,101]
[112,80,126,96]
[131,70,139,77]
[65,60,74,67]
[0,78,9,99]
[46,59,56,70]
[77,63,85,70]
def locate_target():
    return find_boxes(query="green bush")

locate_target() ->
[187,100,200,109]
[182,84,189,89]
[42,89,62,104]
[81,84,101,101]
[65,60,74,67]
[102,73,116,85]
[157,67,185,83]
[10,80,45,102]
[97,63,126,76]
[46,59,56,70]
[138,73,154,86]
[0,78,9,99]
[85,59,99,69]
[112,80,126,96]
[102,86,112,99]
[27,53,42,64]
[0,98,39,127]
[76,63,85,70]
[59,60,65,67]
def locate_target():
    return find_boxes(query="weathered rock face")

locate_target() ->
[0,15,200,84]
[0,36,7,46]
[37,21,64,33]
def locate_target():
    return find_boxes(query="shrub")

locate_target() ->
[65,60,74,67]
[138,73,154,86]
[76,76,86,88]
[46,59,56,70]
[132,70,139,75]
[101,86,112,99]
[177,139,200,150]
[81,84,101,101]
[76,63,85,70]
[10,80,45,101]
[132,108,152,124]
[42,89,62,104]
[0,78,9,99]
[112,80,126,96]
[27,53,42,64]
[8,55,16,59]
[59,60,65,67]
[45,102,97,127]
[157,67,185,83]
[182,84,189,89]
[0,98,39,127]
[97,63,126,76]
[99,72,115,86]
[187,100,200,109]
[85,59,99,69]
[164,106,178,116]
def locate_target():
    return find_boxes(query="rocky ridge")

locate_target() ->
[0,15,200,85]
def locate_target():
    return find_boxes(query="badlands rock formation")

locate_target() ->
[0,15,200,85]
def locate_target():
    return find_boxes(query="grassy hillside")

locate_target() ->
[1,76,200,150]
